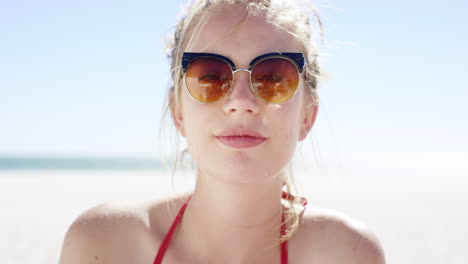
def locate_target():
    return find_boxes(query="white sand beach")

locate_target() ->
[0,163,467,264]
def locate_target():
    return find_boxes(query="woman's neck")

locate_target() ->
[175,170,285,263]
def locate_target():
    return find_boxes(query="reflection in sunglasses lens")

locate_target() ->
[185,56,298,103]
[252,58,299,103]
[186,58,232,103]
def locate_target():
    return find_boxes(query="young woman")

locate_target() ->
[60,1,385,263]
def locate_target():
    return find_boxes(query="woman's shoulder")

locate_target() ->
[59,193,190,264]
[292,206,386,264]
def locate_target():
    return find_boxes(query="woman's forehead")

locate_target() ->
[187,5,301,65]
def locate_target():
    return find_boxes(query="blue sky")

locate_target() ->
[1,0,467,160]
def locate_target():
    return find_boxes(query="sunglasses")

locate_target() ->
[181,52,305,104]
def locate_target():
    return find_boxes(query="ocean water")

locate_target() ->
[0,156,163,170]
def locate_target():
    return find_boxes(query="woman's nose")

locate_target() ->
[222,71,260,115]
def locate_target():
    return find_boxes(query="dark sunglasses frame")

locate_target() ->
[181,52,306,104]
[181,52,305,73]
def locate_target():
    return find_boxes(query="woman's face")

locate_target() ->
[172,6,318,183]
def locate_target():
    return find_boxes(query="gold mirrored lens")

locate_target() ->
[251,58,299,103]
[185,58,232,103]
[185,56,299,103]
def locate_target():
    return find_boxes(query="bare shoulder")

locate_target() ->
[59,201,155,264]
[292,207,386,264]
[59,193,191,264]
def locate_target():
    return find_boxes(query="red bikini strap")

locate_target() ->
[280,182,308,264]
[282,191,308,206]
[281,181,308,206]
[280,211,288,264]
[153,195,192,264]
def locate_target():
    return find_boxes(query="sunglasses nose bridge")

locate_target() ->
[232,68,250,74]
[231,68,255,93]
[232,68,252,83]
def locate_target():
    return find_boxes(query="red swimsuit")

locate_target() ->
[154,192,306,264]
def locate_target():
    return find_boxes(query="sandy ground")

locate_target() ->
[0,167,466,264]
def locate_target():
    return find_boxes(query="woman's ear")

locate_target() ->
[299,96,319,141]
[169,90,186,137]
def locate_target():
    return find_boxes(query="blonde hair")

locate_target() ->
[162,0,323,244]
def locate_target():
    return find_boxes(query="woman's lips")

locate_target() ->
[216,135,266,148]
[215,128,267,149]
